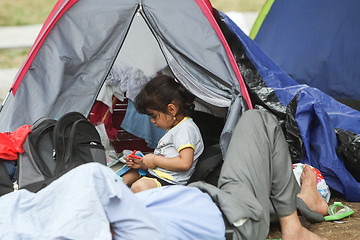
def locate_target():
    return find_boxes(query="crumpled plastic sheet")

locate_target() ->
[336,128,360,181]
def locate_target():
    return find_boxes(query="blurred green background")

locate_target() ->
[0,0,265,26]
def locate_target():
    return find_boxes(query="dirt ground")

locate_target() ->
[267,196,360,240]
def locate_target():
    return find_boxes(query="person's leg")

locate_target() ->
[279,211,326,240]
[218,109,296,238]
[135,185,226,240]
[104,178,162,240]
[218,109,325,239]
[121,168,140,187]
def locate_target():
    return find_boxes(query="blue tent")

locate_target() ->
[217,11,360,202]
[251,0,360,109]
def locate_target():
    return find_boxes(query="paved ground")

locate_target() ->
[0,24,42,49]
[0,24,42,99]
[0,68,18,98]
[0,12,258,99]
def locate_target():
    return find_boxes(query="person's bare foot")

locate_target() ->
[297,164,328,216]
[280,211,327,240]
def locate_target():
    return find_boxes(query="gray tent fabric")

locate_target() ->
[0,0,248,156]
[0,0,137,131]
[220,95,246,157]
[115,11,168,78]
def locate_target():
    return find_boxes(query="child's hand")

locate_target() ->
[141,153,157,169]
[125,154,143,169]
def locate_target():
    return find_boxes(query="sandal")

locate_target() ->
[296,197,325,223]
[324,202,354,221]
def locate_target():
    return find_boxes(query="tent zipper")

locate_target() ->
[90,3,141,118]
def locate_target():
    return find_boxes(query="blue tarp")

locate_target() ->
[221,12,360,202]
[253,0,360,101]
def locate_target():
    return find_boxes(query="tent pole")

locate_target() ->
[0,90,11,113]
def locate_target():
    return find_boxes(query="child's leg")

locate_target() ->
[121,168,140,187]
[131,177,160,193]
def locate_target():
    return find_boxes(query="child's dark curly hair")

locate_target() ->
[135,74,195,117]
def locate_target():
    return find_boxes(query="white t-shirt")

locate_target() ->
[148,117,204,184]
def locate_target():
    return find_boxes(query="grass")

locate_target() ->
[0,0,266,69]
[0,0,56,68]
[0,48,30,69]
[0,0,264,26]
[212,0,266,12]
[0,0,57,26]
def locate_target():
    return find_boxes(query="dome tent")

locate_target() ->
[0,0,252,155]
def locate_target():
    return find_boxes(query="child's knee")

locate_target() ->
[131,181,145,193]
[131,179,157,193]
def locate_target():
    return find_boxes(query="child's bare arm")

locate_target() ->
[141,148,194,171]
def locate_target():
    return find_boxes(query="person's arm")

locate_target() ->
[137,147,194,171]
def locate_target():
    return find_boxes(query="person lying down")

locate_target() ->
[0,162,225,240]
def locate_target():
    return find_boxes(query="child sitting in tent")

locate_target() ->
[121,74,204,193]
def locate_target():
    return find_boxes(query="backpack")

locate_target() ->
[0,160,14,196]
[7,112,106,194]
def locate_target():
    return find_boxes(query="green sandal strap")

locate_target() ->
[324,202,354,221]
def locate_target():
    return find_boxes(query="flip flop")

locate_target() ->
[296,197,325,223]
[324,202,354,221]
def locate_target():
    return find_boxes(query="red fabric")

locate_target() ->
[0,125,31,160]
[201,0,213,14]
[89,100,118,140]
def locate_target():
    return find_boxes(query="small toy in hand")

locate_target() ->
[128,150,142,159]
[115,150,147,177]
